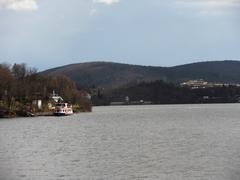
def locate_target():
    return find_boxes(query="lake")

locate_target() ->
[1,104,240,180]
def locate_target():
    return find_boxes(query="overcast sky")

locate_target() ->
[0,0,239,70]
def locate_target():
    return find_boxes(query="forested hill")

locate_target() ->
[42,60,240,88]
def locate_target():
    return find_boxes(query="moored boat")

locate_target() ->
[54,103,73,116]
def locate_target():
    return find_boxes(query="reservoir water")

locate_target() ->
[1,104,240,180]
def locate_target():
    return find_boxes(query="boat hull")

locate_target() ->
[54,110,73,116]
[54,103,73,116]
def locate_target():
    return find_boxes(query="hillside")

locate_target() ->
[104,80,240,105]
[42,60,240,88]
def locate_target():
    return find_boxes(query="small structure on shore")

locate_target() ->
[32,100,42,110]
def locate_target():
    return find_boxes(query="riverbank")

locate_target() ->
[0,105,92,118]
[0,110,53,118]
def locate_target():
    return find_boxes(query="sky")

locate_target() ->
[0,0,240,70]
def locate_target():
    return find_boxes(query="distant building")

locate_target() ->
[181,79,240,89]
[86,93,91,100]
[48,90,64,110]
[51,90,64,102]
[180,79,208,89]
[125,96,130,104]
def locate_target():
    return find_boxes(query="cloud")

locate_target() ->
[91,0,120,15]
[93,0,120,6]
[177,0,240,8]
[0,0,38,11]
[176,0,240,14]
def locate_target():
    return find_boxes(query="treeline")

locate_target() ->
[92,80,240,105]
[0,63,91,117]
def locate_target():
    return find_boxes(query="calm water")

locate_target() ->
[1,104,240,180]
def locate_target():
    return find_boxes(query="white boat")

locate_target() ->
[54,103,73,116]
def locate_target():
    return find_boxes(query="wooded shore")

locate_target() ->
[0,63,92,118]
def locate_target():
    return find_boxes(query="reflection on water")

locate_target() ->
[1,104,240,180]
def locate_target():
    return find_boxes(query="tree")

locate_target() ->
[12,63,26,80]
[0,65,13,97]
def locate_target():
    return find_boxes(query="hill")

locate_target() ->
[41,60,240,88]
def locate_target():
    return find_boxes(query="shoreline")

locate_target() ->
[0,109,91,119]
